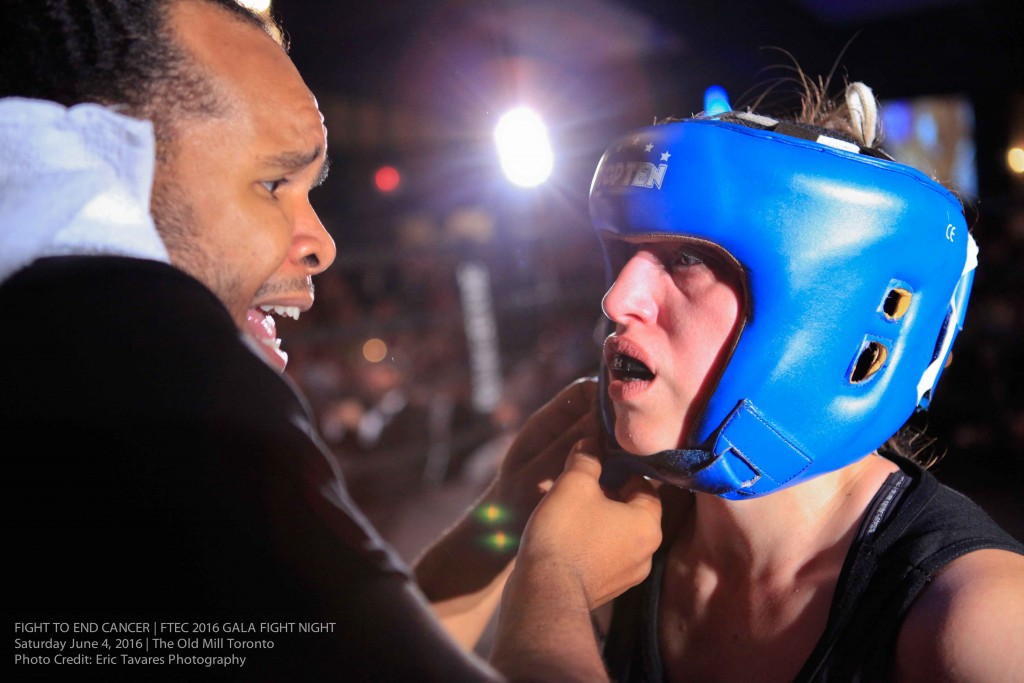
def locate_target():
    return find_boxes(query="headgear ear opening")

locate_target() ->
[591,115,977,499]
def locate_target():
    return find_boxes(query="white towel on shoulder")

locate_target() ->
[0,97,169,284]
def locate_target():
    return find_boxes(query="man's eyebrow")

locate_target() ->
[261,147,330,187]
[314,154,330,188]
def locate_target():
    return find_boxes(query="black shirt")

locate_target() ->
[3,256,494,681]
[602,456,1024,682]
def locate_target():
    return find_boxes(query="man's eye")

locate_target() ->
[671,250,704,269]
[261,178,287,194]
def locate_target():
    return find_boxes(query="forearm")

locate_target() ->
[426,562,513,650]
[490,445,661,683]
[414,483,523,649]
[490,560,608,683]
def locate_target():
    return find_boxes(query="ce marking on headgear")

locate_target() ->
[945,223,957,242]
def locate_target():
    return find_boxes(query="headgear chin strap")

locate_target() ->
[591,114,977,500]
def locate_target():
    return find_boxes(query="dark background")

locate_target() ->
[264,0,1022,550]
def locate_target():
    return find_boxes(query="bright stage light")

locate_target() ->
[494,107,554,188]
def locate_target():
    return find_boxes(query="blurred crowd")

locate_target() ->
[281,228,608,551]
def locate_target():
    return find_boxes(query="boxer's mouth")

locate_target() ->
[609,353,655,382]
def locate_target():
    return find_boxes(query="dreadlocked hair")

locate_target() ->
[0,0,280,144]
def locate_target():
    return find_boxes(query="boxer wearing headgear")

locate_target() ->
[592,95,976,498]
[595,83,1024,682]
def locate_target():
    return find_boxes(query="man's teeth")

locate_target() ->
[261,337,283,350]
[259,305,301,321]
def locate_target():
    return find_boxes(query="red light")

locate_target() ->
[374,166,401,193]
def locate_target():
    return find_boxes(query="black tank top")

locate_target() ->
[602,456,1024,682]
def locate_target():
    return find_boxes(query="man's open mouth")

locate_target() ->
[245,305,301,373]
[261,304,301,321]
[609,353,655,382]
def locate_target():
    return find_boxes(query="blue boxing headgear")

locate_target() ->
[590,113,977,500]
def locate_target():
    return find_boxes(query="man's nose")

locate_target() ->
[291,202,336,275]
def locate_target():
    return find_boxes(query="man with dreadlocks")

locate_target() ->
[0,1,662,680]
[417,80,1024,682]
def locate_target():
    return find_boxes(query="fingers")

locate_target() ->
[563,439,659,510]
[530,441,661,610]
[615,474,662,514]
[559,440,659,512]
[614,472,653,499]
[559,376,599,407]
[541,413,601,467]
[537,378,598,427]
[503,402,601,476]
[562,438,603,478]
[511,379,599,454]
[559,445,662,556]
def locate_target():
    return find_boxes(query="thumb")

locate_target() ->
[616,474,663,516]
[562,438,603,479]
